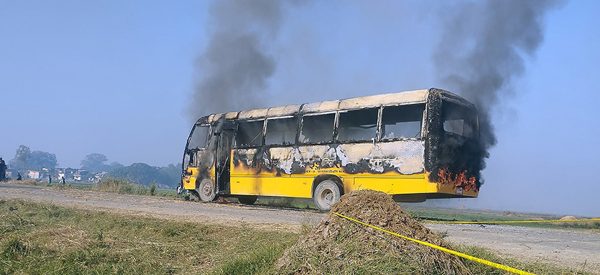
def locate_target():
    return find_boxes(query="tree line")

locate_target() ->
[5,145,181,187]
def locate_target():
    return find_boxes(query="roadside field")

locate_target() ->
[12,179,599,231]
[1,182,599,273]
[0,200,585,274]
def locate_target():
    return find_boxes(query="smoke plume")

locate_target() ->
[190,0,285,121]
[434,0,560,181]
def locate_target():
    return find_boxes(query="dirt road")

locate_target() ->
[1,183,598,272]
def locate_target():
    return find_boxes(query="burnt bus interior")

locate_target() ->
[182,88,482,197]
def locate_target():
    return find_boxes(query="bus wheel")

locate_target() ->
[313,180,341,211]
[238,196,258,205]
[197,179,217,202]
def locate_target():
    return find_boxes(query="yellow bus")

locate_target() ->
[181,88,482,210]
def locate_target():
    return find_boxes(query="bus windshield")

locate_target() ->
[442,102,478,139]
[187,124,209,150]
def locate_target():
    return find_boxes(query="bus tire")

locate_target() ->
[197,178,217,202]
[238,196,258,205]
[313,180,341,211]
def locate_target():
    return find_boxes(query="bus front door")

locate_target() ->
[216,125,235,194]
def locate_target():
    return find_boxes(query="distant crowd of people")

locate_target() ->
[0,157,23,181]
[0,156,67,184]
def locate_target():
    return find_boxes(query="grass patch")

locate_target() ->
[95,178,152,195]
[0,199,297,274]
[2,179,39,186]
[52,178,177,198]
[405,205,600,231]
[0,199,585,274]
[4,179,178,198]
[212,245,284,275]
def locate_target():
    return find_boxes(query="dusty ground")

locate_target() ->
[1,183,599,272]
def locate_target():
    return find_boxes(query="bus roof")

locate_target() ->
[197,88,473,124]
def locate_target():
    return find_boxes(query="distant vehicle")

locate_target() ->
[181,88,482,210]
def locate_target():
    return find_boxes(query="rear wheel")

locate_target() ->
[197,178,217,202]
[238,195,258,205]
[313,179,341,211]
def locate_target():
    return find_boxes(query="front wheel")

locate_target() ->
[197,178,217,202]
[313,180,341,211]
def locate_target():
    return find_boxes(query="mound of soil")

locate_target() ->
[276,190,471,274]
[560,215,577,221]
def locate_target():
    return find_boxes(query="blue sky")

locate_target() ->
[1,1,598,216]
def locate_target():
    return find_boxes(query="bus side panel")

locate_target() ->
[350,176,435,194]
[230,176,313,198]
[229,140,476,198]
[230,147,313,198]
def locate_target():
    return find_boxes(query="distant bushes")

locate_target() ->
[94,178,170,197]
[106,163,180,188]
[95,178,150,195]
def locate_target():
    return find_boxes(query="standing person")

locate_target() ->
[17,172,22,181]
[48,174,52,184]
[61,176,65,185]
[0,157,6,181]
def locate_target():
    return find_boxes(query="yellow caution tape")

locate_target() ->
[427,218,600,225]
[333,212,535,275]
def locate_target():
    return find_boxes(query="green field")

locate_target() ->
[0,199,586,274]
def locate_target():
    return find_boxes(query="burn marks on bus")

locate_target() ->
[190,89,484,193]
[426,89,483,190]
[231,105,427,177]
[233,144,426,176]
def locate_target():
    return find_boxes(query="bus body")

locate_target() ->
[181,88,482,210]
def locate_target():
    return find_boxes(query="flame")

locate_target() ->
[437,168,478,191]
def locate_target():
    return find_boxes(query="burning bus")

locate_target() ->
[181,88,483,210]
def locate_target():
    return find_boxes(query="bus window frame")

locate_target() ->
[187,123,211,150]
[234,119,266,149]
[379,103,427,142]
[299,111,337,146]
[334,107,380,144]
[264,115,300,148]
[182,123,211,172]
[440,100,478,139]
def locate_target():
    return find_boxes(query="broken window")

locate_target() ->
[337,108,378,142]
[236,120,264,147]
[299,113,335,144]
[442,101,477,138]
[187,124,209,150]
[265,117,298,146]
[381,104,424,140]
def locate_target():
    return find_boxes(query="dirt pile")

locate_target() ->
[560,215,577,221]
[276,190,471,274]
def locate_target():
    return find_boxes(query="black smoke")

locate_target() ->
[433,0,561,184]
[190,0,285,121]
